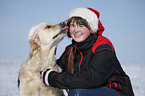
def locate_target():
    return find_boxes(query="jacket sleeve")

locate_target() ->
[48,49,116,89]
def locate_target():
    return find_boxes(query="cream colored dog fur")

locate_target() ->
[18,22,67,96]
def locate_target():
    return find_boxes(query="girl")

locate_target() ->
[41,7,134,96]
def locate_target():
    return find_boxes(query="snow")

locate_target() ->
[0,62,20,96]
[0,61,144,96]
[122,62,145,96]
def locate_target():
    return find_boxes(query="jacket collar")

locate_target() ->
[72,34,98,54]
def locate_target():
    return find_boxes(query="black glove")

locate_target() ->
[40,68,53,86]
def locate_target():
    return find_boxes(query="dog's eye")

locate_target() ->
[45,26,51,29]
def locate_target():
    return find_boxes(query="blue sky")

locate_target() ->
[0,0,145,63]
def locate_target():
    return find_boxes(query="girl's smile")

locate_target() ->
[73,31,83,37]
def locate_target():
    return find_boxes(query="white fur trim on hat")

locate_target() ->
[68,7,99,32]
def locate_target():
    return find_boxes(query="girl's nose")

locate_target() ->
[74,26,79,32]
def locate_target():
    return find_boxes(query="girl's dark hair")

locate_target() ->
[66,17,92,74]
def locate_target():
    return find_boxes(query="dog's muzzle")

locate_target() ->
[53,21,68,39]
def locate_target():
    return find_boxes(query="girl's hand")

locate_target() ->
[40,68,54,86]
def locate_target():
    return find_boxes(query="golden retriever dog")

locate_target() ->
[18,22,67,96]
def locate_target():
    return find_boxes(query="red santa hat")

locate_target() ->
[68,7,104,36]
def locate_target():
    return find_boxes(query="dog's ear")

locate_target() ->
[29,34,41,59]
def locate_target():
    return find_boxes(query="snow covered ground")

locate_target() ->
[0,61,144,96]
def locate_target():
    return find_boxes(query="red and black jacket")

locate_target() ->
[48,34,134,96]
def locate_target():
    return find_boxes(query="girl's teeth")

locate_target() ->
[74,34,81,36]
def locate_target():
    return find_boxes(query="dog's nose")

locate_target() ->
[60,21,68,32]
[60,21,67,28]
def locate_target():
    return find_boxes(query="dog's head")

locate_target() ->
[28,22,68,58]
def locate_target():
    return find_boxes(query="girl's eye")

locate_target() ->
[80,25,85,27]
[45,26,51,29]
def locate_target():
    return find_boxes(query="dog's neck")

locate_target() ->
[28,41,58,71]
[39,45,57,70]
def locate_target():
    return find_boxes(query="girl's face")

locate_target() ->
[69,20,93,42]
